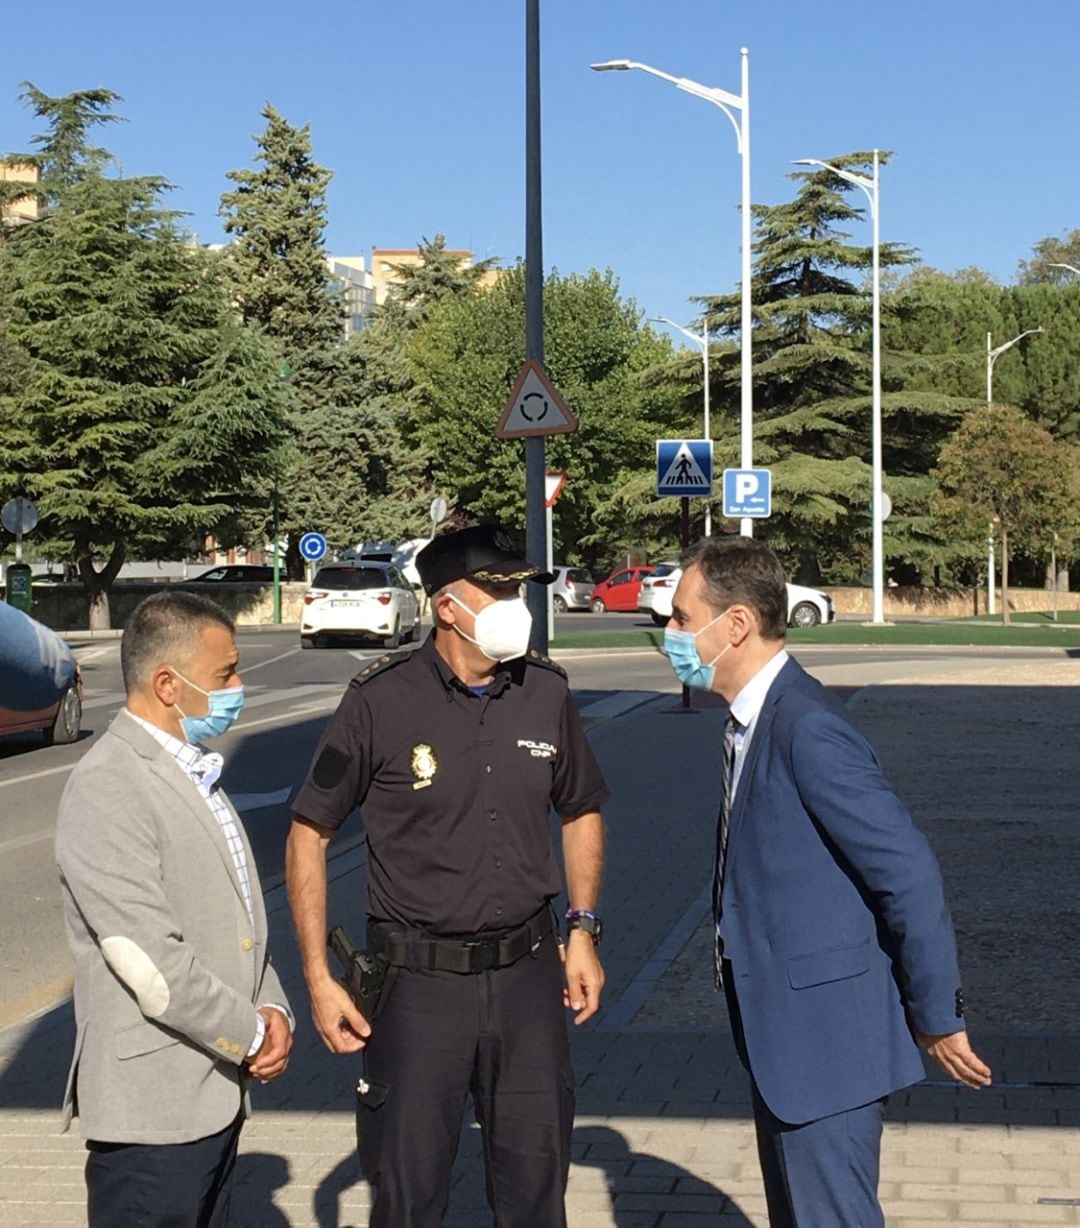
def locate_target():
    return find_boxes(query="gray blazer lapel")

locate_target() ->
[149,753,248,914]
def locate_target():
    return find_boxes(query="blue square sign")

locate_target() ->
[656,439,713,497]
[723,469,772,518]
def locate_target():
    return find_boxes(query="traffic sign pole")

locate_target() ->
[524,0,547,654]
[680,496,690,712]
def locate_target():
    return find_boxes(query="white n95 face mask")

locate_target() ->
[448,593,533,662]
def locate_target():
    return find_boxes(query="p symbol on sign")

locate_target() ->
[735,474,759,502]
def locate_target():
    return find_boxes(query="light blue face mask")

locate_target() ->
[663,609,731,691]
[173,671,245,744]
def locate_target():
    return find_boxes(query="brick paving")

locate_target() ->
[2,660,1078,1226]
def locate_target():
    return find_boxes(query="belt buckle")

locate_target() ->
[463,939,499,973]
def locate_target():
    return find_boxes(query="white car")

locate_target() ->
[638,567,835,628]
[300,562,421,649]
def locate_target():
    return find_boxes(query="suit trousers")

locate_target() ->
[84,1113,242,1228]
[355,932,574,1228]
[722,963,886,1227]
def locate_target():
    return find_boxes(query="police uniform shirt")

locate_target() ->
[293,632,610,936]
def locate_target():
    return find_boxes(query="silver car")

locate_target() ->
[550,565,595,612]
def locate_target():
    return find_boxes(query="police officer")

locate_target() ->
[286,525,609,1228]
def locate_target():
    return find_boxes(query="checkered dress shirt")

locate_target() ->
[126,711,254,919]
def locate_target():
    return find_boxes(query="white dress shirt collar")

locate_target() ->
[728,647,790,731]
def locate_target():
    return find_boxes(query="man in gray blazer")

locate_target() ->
[56,591,292,1227]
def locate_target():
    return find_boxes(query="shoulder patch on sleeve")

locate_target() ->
[526,648,567,679]
[350,650,410,688]
[312,743,353,791]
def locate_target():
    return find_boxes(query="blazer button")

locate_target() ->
[241,938,254,951]
[217,1037,228,1049]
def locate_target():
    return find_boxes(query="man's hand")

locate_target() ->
[563,931,605,1025]
[917,1029,992,1089]
[247,1007,292,1083]
[309,974,372,1053]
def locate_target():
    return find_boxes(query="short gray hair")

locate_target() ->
[121,591,235,693]
[680,536,788,641]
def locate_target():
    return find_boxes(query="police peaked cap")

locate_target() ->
[416,525,554,596]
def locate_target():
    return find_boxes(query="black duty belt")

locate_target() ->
[367,906,553,975]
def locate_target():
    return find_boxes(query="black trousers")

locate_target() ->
[85,1113,242,1228]
[356,932,574,1228]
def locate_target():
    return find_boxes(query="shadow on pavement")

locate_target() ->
[574,1124,756,1225]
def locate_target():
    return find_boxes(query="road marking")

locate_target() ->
[242,647,301,674]
[231,787,292,812]
[72,645,115,663]
[0,763,75,792]
[236,700,338,732]
[0,827,55,853]
[0,974,75,1032]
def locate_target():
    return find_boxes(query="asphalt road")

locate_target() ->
[0,619,1070,1028]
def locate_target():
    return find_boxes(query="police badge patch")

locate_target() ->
[411,743,438,790]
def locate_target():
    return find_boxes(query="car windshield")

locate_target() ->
[313,567,389,590]
[567,569,593,584]
[650,564,678,578]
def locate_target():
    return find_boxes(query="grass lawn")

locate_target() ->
[958,609,1080,625]
[551,622,1080,650]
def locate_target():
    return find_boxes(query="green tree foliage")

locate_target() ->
[405,265,687,569]
[1017,229,1080,286]
[703,153,925,583]
[219,105,343,355]
[932,405,1080,621]
[0,86,289,626]
[219,105,367,570]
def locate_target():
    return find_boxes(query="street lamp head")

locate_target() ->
[590,60,634,72]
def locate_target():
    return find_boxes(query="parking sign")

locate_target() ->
[722,469,772,518]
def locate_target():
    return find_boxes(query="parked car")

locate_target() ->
[300,562,421,649]
[589,565,656,614]
[550,566,595,613]
[638,567,836,628]
[182,565,275,583]
[0,603,84,745]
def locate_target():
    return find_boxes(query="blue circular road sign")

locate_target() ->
[299,532,328,562]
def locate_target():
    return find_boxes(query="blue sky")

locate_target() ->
[4,1,1079,329]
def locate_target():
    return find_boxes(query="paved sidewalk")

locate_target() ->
[2,662,1078,1226]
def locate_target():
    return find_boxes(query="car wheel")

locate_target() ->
[300,635,318,650]
[45,684,82,746]
[386,619,401,650]
[789,602,821,628]
[553,595,567,614]
[651,612,668,627]
[590,598,606,615]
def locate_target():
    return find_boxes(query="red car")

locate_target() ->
[588,565,655,614]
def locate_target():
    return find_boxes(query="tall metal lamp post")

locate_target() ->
[591,50,754,536]
[652,316,712,536]
[986,328,1042,406]
[794,153,884,624]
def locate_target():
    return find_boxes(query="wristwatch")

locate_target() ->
[565,908,603,945]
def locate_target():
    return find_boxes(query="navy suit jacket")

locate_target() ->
[718,656,963,1124]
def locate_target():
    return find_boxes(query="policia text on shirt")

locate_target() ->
[286,525,609,1228]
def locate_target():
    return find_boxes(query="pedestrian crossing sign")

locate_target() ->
[656,439,714,497]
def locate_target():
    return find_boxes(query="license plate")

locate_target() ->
[330,599,364,608]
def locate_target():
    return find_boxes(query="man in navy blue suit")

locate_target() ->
[665,536,990,1227]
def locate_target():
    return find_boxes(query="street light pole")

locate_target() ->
[794,153,884,624]
[986,327,1042,406]
[592,50,754,536]
[652,316,711,536]
[987,519,996,617]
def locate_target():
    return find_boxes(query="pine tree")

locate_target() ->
[701,154,924,582]
[0,87,289,627]
[219,105,343,355]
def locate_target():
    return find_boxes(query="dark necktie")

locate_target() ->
[713,713,740,987]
